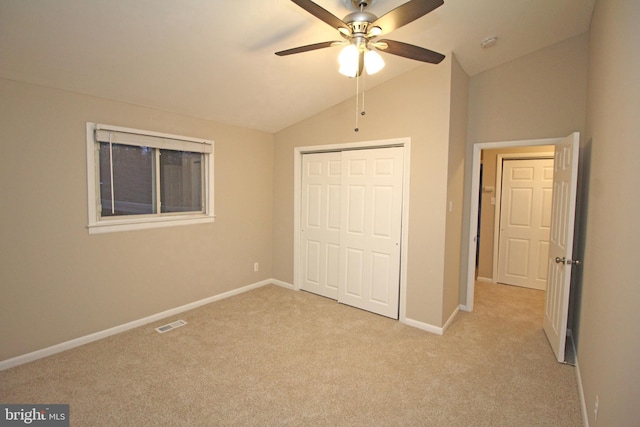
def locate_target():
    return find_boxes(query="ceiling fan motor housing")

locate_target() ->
[343,11,377,35]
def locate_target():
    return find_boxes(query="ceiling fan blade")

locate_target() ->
[275,41,342,56]
[377,39,445,64]
[291,0,348,32]
[371,0,443,36]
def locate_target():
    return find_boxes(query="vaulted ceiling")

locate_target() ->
[0,0,595,133]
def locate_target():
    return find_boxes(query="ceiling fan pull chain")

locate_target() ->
[354,72,360,132]
[361,71,366,117]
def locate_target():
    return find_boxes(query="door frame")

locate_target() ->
[492,153,554,285]
[464,137,562,311]
[294,137,411,321]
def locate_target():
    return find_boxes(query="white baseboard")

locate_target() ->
[402,306,460,336]
[443,306,460,332]
[0,279,280,371]
[402,318,443,335]
[476,276,495,283]
[571,334,589,426]
[270,279,294,290]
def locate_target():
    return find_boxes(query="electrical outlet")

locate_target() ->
[254,262,259,272]
[594,395,599,423]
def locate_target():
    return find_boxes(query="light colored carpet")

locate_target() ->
[0,282,582,426]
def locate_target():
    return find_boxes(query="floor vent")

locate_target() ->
[155,319,187,334]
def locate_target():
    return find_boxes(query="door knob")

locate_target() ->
[555,257,581,266]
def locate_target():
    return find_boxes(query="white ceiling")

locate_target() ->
[0,0,595,133]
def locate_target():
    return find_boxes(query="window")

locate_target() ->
[86,123,214,234]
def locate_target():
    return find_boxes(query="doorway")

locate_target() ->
[465,138,562,310]
[465,134,580,363]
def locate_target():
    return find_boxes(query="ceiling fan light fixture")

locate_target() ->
[364,49,384,74]
[368,26,382,37]
[338,44,360,77]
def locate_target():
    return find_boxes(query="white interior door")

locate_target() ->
[497,158,554,290]
[337,147,404,319]
[300,152,342,299]
[544,133,580,363]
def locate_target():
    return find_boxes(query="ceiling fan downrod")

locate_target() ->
[350,0,372,10]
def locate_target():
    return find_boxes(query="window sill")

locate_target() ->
[87,214,215,234]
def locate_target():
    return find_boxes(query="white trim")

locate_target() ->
[459,304,472,312]
[86,122,99,227]
[402,318,444,335]
[491,151,554,282]
[443,306,460,332]
[295,138,408,154]
[399,143,411,322]
[572,337,589,427]
[87,213,215,235]
[475,276,495,284]
[401,307,459,335]
[293,137,411,321]
[465,137,562,311]
[270,279,294,290]
[85,122,215,234]
[0,279,276,371]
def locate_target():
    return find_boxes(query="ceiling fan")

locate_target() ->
[275,0,445,77]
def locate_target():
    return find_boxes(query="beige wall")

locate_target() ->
[442,57,468,322]
[0,79,274,361]
[467,33,589,144]
[577,0,640,424]
[477,146,554,280]
[461,33,589,302]
[273,55,468,327]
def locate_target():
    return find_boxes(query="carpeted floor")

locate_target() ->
[0,282,583,426]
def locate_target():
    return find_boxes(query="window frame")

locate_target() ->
[86,122,214,234]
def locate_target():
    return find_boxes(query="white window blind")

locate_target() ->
[95,127,212,154]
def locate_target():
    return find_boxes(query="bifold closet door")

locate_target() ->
[300,147,403,319]
[300,152,342,299]
[338,147,403,319]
